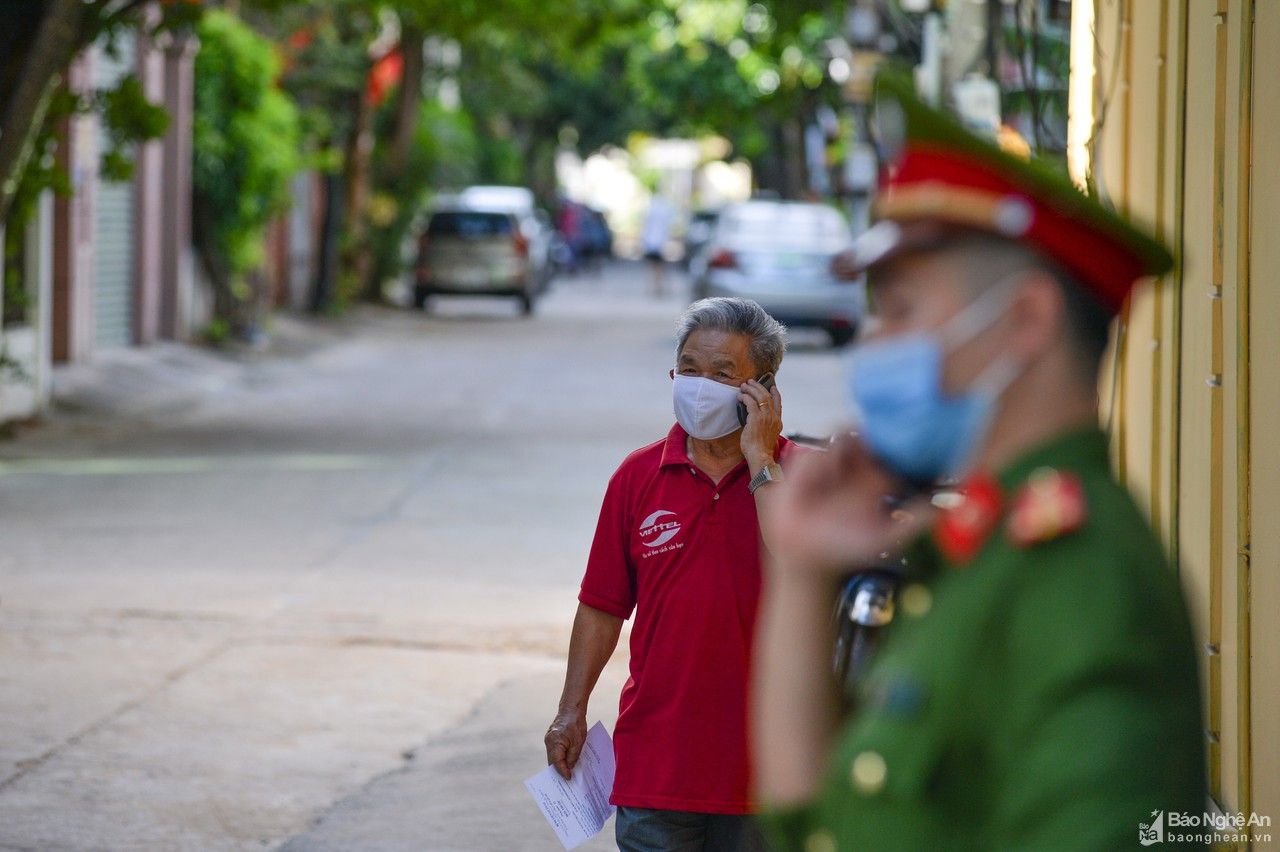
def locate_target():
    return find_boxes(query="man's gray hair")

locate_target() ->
[675,297,787,376]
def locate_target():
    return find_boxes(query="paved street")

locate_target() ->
[0,262,846,852]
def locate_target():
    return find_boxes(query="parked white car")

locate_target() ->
[690,200,863,346]
[414,186,553,315]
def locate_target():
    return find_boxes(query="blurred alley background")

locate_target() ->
[2,0,1278,849]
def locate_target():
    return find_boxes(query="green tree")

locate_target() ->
[254,0,659,307]
[362,98,480,304]
[0,0,200,230]
[192,9,301,337]
[244,0,839,308]
[453,1,842,198]
[1,4,175,324]
[623,1,841,196]
[253,0,381,311]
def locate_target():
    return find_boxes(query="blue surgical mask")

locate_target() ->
[847,280,1022,484]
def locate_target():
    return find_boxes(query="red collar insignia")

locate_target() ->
[1007,467,1087,548]
[934,473,1003,566]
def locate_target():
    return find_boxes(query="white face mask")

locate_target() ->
[672,375,743,440]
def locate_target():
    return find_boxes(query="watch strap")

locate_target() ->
[749,462,783,494]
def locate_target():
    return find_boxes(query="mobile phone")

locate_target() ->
[736,373,776,427]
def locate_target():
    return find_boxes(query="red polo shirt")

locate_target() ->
[579,423,797,815]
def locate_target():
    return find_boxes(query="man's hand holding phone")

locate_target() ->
[738,374,781,470]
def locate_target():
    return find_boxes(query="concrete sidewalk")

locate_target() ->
[2,311,360,460]
[281,666,627,852]
[51,313,344,418]
[0,263,846,850]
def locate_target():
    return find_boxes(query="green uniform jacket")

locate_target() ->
[761,429,1206,851]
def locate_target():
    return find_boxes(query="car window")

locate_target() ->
[459,187,534,212]
[720,204,848,247]
[427,212,513,238]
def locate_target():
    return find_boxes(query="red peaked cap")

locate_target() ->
[850,73,1174,316]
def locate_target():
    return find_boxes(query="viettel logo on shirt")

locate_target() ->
[639,510,682,548]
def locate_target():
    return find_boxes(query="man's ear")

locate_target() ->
[668,368,675,380]
[1008,272,1065,360]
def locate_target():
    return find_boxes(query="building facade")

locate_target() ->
[1085,0,1277,829]
[52,29,202,363]
[1,24,202,424]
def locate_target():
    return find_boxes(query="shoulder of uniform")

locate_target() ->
[933,473,1004,565]
[1005,467,1088,548]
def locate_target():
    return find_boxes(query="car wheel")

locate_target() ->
[412,289,430,310]
[828,327,856,347]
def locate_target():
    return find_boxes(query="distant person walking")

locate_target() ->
[545,298,799,852]
[641,195,674,296]
[556,200,583,274]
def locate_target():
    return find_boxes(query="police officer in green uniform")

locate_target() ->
[751,74,1205,850]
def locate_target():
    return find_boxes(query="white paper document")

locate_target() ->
[524,721,616,850]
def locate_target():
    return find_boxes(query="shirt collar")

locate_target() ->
[993,426,1111,494]
[659,422,794,470]
[910,427,1109,577]
[660,422,693,468]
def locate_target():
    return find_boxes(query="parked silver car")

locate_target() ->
[690,200,862,346]
[414,186,552,315]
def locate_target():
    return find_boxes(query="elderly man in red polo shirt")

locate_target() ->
[544,297,797,851]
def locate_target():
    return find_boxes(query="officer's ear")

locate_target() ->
[1006,271,1066,361]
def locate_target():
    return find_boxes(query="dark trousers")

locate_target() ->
[614,806,767,852]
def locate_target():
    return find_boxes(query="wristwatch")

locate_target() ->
[749,462,784,494]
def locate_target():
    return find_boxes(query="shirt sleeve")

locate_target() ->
[578,467,636,620]
[776,437,809,466]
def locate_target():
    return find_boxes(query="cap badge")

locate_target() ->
[993,196,1034,236]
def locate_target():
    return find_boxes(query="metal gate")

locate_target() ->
[92,33,136,349]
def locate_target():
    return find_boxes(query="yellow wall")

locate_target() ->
[1090,0,1276,828]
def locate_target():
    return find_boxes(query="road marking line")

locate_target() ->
[0,454,394,477]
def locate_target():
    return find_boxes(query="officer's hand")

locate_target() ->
[830,249,861,281]
[544,710,588,780]
[739,379,783,468]
[762,433,934,577]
